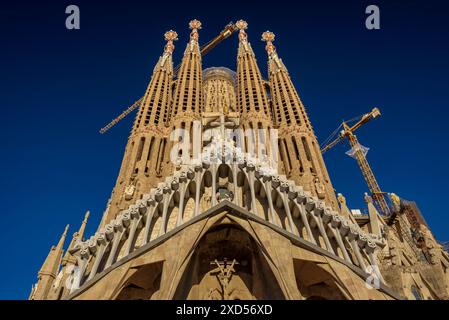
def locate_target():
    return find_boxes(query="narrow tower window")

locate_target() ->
[136,137,145,162]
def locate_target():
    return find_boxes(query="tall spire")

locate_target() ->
[78,210,89,240]
[62,211,89,266]
[104,30,178,225]
[32,224,69,299]
[261,31,311,129]
[133,30,178,131]
[39,224,69,276]
[262,31,338,209]
[235,20,274,163]
[235,20,271,119]
[170,19,203,120]
[167,20,204,169]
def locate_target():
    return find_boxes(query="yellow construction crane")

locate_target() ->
[321,107,391,216]
[322,110,429,262]
[99,22,238,134]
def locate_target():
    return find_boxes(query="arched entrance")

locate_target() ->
[173,224,285,300]
[114,261,163,300]
[293,259,347,300]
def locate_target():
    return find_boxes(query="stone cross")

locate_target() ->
[208,114,237,141]
[210,258,239,300]
[204,112,239,163]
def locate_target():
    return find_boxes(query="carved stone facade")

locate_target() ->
[30,20,449,300]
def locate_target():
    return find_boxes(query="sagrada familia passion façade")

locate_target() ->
[30,19,449,300]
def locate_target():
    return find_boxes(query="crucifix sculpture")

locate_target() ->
[210,258,239,300]
[203,111,239,164]
[208,114,237,142]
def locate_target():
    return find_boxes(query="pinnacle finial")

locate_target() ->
[236,20,248,42]
[56,224,69,249]
[189,19,201,42]
[164,30,178,42]
[235,19,248,31]
[63,224,69,236]
[261,31,276,55]
[81,210,89,229]
[163,30,178,54]
[189,19,202,30]
[76,210,89,240]
[261,30,275,42]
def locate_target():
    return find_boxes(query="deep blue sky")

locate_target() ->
[1,0,448,299]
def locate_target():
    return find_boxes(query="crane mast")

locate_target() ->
[322,108,429,261]
[343,122,390,215]
[321,107,390,215]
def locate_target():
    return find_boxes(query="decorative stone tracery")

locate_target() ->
[69,139,385,294]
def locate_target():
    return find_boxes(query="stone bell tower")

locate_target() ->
[32,19,449,301]
[235,20,275,164]
[103,30,179,226]
[261,31,338,209]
